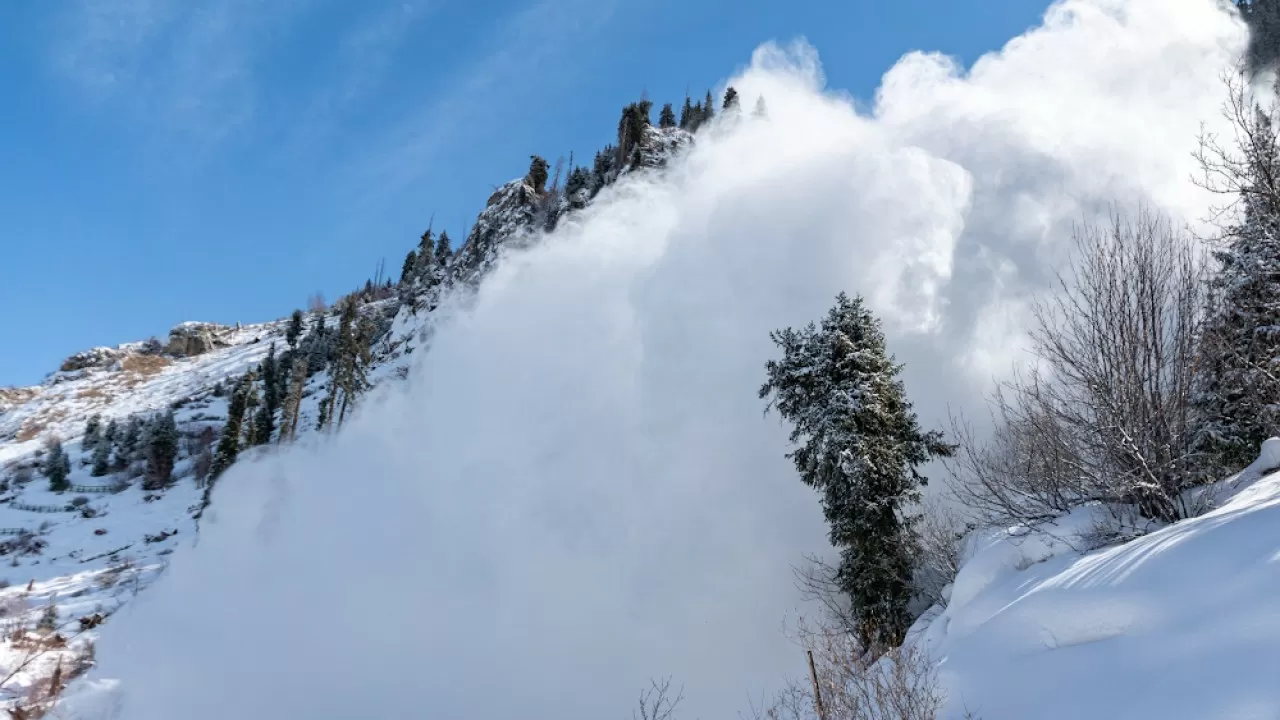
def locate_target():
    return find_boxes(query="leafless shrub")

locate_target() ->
[307,293,327,312]
[910,502,971,612]
[743,615,959,720]
[634,676,684,720]
[950,209,1207,530]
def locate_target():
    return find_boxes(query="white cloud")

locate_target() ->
[72,1,1247,718]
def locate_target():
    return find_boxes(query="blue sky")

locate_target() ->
[0,0,1052,386]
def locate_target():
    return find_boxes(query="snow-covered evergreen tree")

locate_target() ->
[286,309,304,351]
[210,375,251,482]
[90,433,111,477]
[83,414,102,453]
[143,411,178,490]
[1194,99,1280,473]
[760,293,953,652]
[115,415,143,473]
[658,103,677,129]
[252,343,279,445]
[43,440,71,493]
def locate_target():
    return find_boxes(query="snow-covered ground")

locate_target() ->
[920,453,1280,719]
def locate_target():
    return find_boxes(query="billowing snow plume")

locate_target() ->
[79,1,1244,717]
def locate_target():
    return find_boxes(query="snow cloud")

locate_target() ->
[78,1,1244,717]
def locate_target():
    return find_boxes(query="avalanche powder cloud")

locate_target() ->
[75,1,1244,718]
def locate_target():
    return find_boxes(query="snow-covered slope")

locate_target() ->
[921,455,1280,719]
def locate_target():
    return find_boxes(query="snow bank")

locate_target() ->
[922,464,1280,719]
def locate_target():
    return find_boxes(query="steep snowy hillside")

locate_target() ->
[0,124,695,715]
[920,445,1280,719]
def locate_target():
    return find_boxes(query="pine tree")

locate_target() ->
[435,231,452,267]
[415,229,436,279]
[679,95,694,130]
[722,86,739,111]
[400,250,418,285]
[210,374,251,481]
[326,299,375,428]
[115,416,143,473]
[90,434,111,477]
[83,414,102,452]
[658,103,677,129]
[143,411,178,490]
[302,309,331,375]
[1194,104,1280,473]
[759,293,953,652]
[528,156,550,194]
[753,96,768,119]
[703,90,716,123]
[43,440,70,493]
[278,355,309,444]
[253,344,279,445]
[286,310,304,351]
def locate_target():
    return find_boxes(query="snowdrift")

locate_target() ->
[924,461,1280,719]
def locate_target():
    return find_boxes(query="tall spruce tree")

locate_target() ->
[703,90,716,123]
[722,86,739,111]
[143,411,179,490]
[83,414,102,452]
[253,343,279,445]
[400,250,418,285]
[1194,103,1280,473]
[210,374,251,481]
[286,310,304,351]
[679,95,694,129]
[278,355,310,444]
[760,293,953,652]
[436,231,452,267]
[415,229,436,280]
[43,440,71,493]
[90,434,111,477]
[115,416,143,473]
[658,103,677,129]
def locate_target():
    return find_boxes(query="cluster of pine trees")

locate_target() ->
[39,410,184,493]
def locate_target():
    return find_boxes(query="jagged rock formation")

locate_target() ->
[165,322,231,358]
[59,347,127,372]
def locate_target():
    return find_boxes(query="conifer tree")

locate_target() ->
[43,440,71,493]
[1194,89,1280,473]
[252,344,279,445]
[659,103,677,129]
[760,293,953,652]
[115,416,143,473]
[286,310,304,351]
[435,231,452,267]
[90,434,111,477]
[679,95,694,130]
[416,228,436,276]
[753,96,768,119]
[400,250,418,285]
[703,90,716,123]
[303,310,330,375]
[528,156,550,194]
[83,414,102,452]
[722,86,739,111]
[210,374,251,481]
[278,356,309,444]
[316,396,331,432]
[143,411,179,490]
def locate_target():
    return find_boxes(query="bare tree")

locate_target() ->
[951,209,1207,529]
[635,677,684,720]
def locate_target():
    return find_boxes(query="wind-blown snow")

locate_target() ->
[74,1,1247,718]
